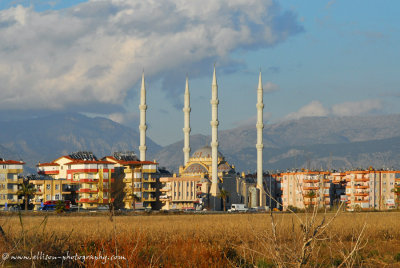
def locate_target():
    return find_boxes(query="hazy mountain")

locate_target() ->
[0,113,161,174]
[153,114,400,172]
[2,113,400,175]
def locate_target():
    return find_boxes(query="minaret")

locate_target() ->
[182,76,191,166]
[210,66,220,197]
[139,72,147,161]
[256,71,266,207]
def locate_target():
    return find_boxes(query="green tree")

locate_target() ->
[218,189,230,211]
[304,190,317,209]
[17,182,36,211]
[55,200,66,213]
[391,186,400,209]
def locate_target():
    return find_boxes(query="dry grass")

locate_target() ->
[0,212,400,267]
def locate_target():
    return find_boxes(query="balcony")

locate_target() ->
[354,192,369,196]
[6,169,23,174]
[123,178,133,183]
[143,188,156,192]
[354,178,369,182]
[142,196,156,202]
[6,189,19,194]
[6,178,23,184]
[142,178,156,183]
[355,185,369,189]
[303,179,319,183]
[6,199,22,204]
[77,188,98,193]
[354,199,369,203]
[79,179,98,183]
[159,195,171,201]
[160,187,171,192]
[77,198,99,203]
[303,186,319,190]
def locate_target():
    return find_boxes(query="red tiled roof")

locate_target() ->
[0,160,25,165]
[64,160,114,165]
[103,156,157,165]
[37,162,60,167]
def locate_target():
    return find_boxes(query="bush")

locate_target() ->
[394,253,400,262]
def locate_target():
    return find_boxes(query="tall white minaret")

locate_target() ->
[256,71,265,207]
[182,76,191,166]
[210,66,220,197]
[139,72,147,161]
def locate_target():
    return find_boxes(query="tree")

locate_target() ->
[17,182,36,211]
[130,193,141,210]
[391,186,400,209]
[304,190,317,209]
[110,171,125,210]
[218,189,230,211]
[55,200,66,213]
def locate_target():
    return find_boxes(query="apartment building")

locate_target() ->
[344,170,400,211]
[104,152,158,210]
[28,175,72,210]
[36,152,114,209]
[278,171,332,210]
[0,159,24,210]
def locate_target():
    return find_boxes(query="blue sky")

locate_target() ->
[0,0,399,146]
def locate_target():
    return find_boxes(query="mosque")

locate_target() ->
[138,67,270,211]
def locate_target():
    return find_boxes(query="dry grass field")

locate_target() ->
[0,211,400,267]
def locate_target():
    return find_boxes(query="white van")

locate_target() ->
[228,204,249,212]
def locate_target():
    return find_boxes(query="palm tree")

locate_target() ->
[218,189,230,211]
[130,193,141,210]
[304,190,317,208]
[17,182,36,211]
[391,186,400,209]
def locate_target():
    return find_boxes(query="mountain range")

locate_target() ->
[1,113,400,174]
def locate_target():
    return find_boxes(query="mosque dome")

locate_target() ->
[183,163,208,174]
[217,162,232,173]
[191,146,223,159]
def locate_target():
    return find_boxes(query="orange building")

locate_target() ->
[36,152,114,209]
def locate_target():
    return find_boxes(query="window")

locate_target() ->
[46,195,50,200]
[46,184,51,190]
[55,184,59,190]
[55,194,59,200]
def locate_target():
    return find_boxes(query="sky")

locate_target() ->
[0,0,399,146]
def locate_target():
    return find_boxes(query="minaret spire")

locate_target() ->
[183,76,191,166]
[256,71,265,207]
[210,65,220,200]
[139,71,147,161]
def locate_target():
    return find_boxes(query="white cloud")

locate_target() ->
[0,1,302,112]
[263,81,279,93]
[285,101,328,120]
[234,112,272,128]
[331,99,383,117]
[285,99,383,120]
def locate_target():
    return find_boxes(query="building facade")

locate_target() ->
[104,152,158,210]
[0,159,24,210]
[36,152,114,210]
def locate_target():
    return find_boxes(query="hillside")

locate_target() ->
[0,113,161,173]
[153,114,400,172]
[2,113,400,174]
